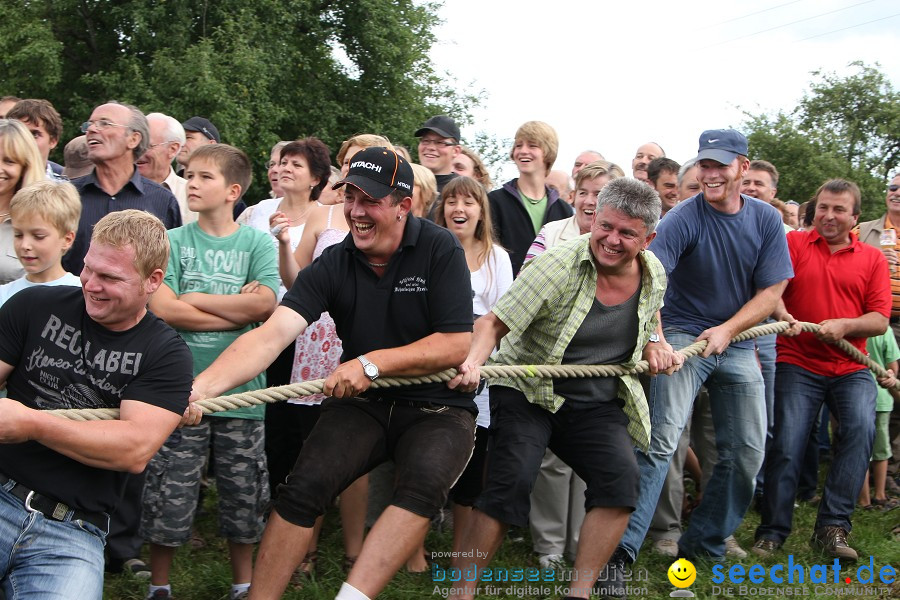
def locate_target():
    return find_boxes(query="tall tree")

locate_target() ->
[0,0,477,202]
[742,62,900,220]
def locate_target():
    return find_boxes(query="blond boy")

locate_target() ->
[0,180,81,306]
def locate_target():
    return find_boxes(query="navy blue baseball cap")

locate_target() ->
[333,147,413,199]
[182,116,220,143]
[696,129,748,165]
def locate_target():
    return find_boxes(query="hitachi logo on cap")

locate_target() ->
[351,160,382,173]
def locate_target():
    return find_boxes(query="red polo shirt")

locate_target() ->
[777,229,891,377]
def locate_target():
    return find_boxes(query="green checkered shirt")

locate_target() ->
[490,233,667,451]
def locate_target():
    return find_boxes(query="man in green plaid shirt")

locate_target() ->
[448,178,682,600]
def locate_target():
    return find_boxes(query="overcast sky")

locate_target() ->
[429,0,900,180]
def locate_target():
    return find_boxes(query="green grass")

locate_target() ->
[105,479,900,599]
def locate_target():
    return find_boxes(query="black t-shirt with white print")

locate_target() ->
[281,216,476,410]
[0,286,192,513]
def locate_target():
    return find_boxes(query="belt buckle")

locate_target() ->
[23,490,40,514]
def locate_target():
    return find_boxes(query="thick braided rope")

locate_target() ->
[49,321,895,421]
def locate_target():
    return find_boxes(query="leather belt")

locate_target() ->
[0,472,109,533]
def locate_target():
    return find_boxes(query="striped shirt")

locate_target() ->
[489,233,667,450]
[854,214,900,318]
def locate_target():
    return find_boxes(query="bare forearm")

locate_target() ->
[151,297,241,331]
[721,281,788,338]
[838,312,888,339]
[181,291,276,324]
[771,299,790,322]
[466,313,509,366]
[30,408,179,473]
[194,307,307,398]
[279,242,302,289]
[366,332,472,376]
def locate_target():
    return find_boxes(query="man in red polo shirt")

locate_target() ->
[753,179,891,561]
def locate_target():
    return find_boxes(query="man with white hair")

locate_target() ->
[138,113,194,224]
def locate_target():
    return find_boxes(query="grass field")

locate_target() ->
[104,478,900,600]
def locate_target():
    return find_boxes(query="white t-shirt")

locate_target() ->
[0,272,82,308]
[236,197,305,301]
[471,245,514,317]
[470,245,513,428]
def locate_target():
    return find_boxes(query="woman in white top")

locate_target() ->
[0,119,46,285]
[434,175,514,555]
[235,138,333,545]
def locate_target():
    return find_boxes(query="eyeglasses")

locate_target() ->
[146,140,178,150]
[889,185,900,193]
[419,138,457,149]
[80,119,128,133]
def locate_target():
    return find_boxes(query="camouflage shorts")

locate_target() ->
[140,417,269,546]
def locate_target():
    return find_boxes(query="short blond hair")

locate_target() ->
[336,134,394,166]
[410,163,437,217]
[10,181,82,237]
[91,210,169,279]
[574,160,625,189]
[511,121,558,176]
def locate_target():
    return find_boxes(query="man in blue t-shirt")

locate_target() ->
[605,130,793,589]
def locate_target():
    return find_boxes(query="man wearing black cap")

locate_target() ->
[176,116,219,173]
[415,114,461,200]
[601,129,793,597]
[188,147,476,600]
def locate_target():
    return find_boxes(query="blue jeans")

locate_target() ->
[755,331,777,490]
[756,364,875,543]
[620,329,766,560]
[0,481,107,599]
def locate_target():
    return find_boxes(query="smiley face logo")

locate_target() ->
[667,558,696,588]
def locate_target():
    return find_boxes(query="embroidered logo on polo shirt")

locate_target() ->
[394,276,427,293]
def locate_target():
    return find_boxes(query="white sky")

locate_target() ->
[429,0,900,181]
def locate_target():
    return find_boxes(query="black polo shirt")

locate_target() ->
[282,216,475,409]
[64,167,183,274]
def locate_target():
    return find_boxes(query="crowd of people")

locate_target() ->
[0,94,897,600]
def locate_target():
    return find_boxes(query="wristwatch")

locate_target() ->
[649,332,661,343]
[357,355,379,381]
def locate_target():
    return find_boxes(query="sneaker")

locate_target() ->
[595,547,629,599]
[147,590,174,600]
[725,535,748,559]
[232,590,249,600]
[123,558,152,579]
[652,538,679,557]
[751,538,781,558]
[810,526,858,561]
[538,553,566,570]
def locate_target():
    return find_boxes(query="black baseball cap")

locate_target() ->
[414,115,461,142]
[182,116,220,143]
[332,147,414,199]
[696,129,748,165]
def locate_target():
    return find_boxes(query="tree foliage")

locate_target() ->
[742,62,900,221]
[0,0,479,202]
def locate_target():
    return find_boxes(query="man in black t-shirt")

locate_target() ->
[0,210,192,598]
[189,147,475,600]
